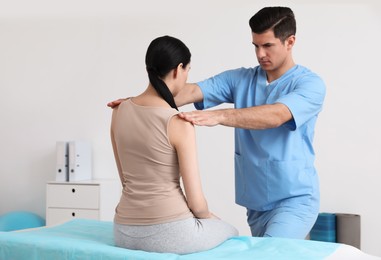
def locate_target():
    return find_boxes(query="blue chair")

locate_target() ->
[0,211,45,231]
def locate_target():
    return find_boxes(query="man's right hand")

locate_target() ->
[107,98,127,108]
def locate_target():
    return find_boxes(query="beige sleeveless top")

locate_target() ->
[112,99,193,225]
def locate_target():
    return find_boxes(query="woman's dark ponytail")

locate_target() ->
[147,67,178,110]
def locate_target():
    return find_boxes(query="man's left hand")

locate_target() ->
[178,110,221,127]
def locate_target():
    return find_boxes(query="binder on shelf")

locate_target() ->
[55,141,69,181]
[68,141,92,181]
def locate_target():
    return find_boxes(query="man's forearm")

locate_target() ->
[217,103,292,129]
[174,83,203,107]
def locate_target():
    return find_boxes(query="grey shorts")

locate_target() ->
[114,217,238,254]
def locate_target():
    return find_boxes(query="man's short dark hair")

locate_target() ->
[249,6,296,42]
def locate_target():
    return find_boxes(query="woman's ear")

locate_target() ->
[173,63,183,79]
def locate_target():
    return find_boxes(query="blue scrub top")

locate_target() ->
[195,65,326,211]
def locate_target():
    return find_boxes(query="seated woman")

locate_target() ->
[110,35,238,254]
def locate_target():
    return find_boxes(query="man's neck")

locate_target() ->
[266,59,295,83]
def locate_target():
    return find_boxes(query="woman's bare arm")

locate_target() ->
[110,108,125,187]
[168,115,213,219]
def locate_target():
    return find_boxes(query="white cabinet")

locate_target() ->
[46,179,121,226]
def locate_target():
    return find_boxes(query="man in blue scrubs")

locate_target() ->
[176,6,326,239]
[108,6,325,239]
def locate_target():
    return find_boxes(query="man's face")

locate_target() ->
[252,30,293,73]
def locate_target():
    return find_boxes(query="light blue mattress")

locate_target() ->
[0,219,340,260]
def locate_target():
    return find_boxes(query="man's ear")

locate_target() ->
[286,35,295,50]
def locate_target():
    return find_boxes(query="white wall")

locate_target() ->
[1,0,380,256]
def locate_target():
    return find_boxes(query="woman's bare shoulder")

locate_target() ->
[168,114,195,146]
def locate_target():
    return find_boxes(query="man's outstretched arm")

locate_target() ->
[107,83,203,108]
[174,83,203,107]
[178,103,293,130]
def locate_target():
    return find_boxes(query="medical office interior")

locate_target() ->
[1,0,380,257]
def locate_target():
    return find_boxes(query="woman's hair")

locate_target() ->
[145,35,191,110]
[249,6,296,42]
